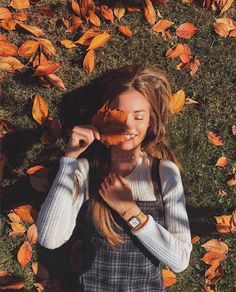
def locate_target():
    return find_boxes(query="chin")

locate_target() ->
[116,138,141,150]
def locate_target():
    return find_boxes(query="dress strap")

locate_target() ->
[151,157,166,228]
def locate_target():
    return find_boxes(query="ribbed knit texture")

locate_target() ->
[36,152,192,273]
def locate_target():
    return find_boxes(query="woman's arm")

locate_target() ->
[131,159,193,273]
[36,157,89,249]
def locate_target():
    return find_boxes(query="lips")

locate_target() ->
[123,133,138,140]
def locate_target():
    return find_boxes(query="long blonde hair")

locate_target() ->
[88,65,181,251]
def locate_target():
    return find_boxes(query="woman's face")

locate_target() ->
[109,89,151,150]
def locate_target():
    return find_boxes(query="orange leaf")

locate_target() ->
[35,38,57,57]
[17,241,32,267]
[74,28,102,45]
[0,40,18,57]
[44,73,66,91]
[27,224,38,244]
[176,22,197,39]
[201,252,226,265]
[226,176,236,186]
[0,56,24,73]
[32,94,49,125]
[87,32,111,50]
[80,0,95,18]
[207,131,224,146]
[186,56,201,76]
[83,49,95,73]
[33,61,60,76]
[71,0,81,16]
[14,204,38,223]
[1,281,24,290]
[60,39,76,49]
[162,267,176,287]
[14,11,28,21]
[191,235,200,244]
[214,22,229,37]
[201,238,228,255]
[17,21,44,37]
[27,165,49,176]
[32,262,49,280]
[10,222,26,234]
[220,0,235,14]
[9,0,30,9]
[100,5,114,23]
[142,0,156,25]
[230,210,236,231]
[205,262,224,286]
[185,97,199,104]
[8,211,21,223]
[214,214,232,233]
[88,13,101,27]
[18,40,39,57]
[0,7,12,19]
[1,19,17,31]
[170,89,185,114]
[215,156,228,167]
[114,1,126,21]
[152,19,174,32]
[117,25,133,37]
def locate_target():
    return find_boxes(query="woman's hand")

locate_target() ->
[99,173,137,216]
[64,125,100,159]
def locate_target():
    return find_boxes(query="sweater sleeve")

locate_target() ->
[131,159,193,273]
[36,156,89,249]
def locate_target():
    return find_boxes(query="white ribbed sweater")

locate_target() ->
[36,152,193,273]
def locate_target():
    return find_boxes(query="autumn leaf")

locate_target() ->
[176,22,197,39]
[18,40,39,57]
[117,25,133,37]
[114,1,126,21]
[27,224,38,244]
[32,94,49,125]
[0,40,18,57]
[219,0,235,14]
[80,0,95,18]
[71,0,81,16]
[44,73,66,90]
[201,238,228,254]
[185,97,199,104]
[205,261,224,286]
[33,61,60,76]
[28,164,50,192]
[215,156,228,167]
[170,89,185,114]
[8,211,21,223]
[60,39,76,49]
[191,235,200,244]
[35,38,57,56]
[41,115,62,145]
[16,21,44,37]
[152,19,174,32]
[1,281,24,290]
[9,0,30,9]
[162,267,176,287]
[0,56,24,73]
[17,241,32,267]
[207,131,224,146]
[88,13,101,27]
[13,204,38,224]
[32,262,49,280]
[100,5,114,23]
[215,213,235,233]
[166,43,192,63]
[83,49,95,73]
[87,32,112,50]
[142,0,156,25]
[226,175,236,186]
[0,119,14,139]
[201,252,226,265]
[10,222,26,234]
[213,18,236,37]
[0,7,12,19]
[74,28,102,45]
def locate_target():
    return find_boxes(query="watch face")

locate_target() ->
[129,217,141,228]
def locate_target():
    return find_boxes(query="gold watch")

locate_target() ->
[127,211,146,229]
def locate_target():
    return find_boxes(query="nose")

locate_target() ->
[124,114,135,130]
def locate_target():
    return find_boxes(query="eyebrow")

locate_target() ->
[115,109,146,113]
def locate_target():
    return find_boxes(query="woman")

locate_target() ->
[37,65,193,291]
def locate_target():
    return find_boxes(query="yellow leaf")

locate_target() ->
[18,40,39,57]
[83,49,95,73]
[170,89,185,114]
[0,56,24,73]
[162,267,176,287]
[17,21,44,37]
[8,212,21,223]
[207,131,224,146]
[10,222,26,234]
[114,1,125,21]
[60,39,76,49]
[35,38,57,56]
[9,0,30,9]
[74,28,102,45]
[87,32,111,50]
[143,0,156,25]
[220,0,234,14]
[32,94,49,125]
[215,156,228,167]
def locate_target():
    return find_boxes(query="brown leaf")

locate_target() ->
[83,49,95,73]
[162,267,176,287]
[9,0,30,9]
[0,152,7,183]
[17,241,32,267]
[0,56,24,72]
[220,0,234,14]
[32,262,49,280]
[207,131,224,146]
[80,0,95,18]
[205,262,224,286]
[87,32,111,50]
[38,6,55,17]
[0,119,14,139]
[27,224,38,244]
[17,21,44,37]
[32,94,49,125]
[215,156,228,167]
[214,214,233,233]
[41,116,62,145]
[65,16,83,33]
[44,73,66,90]
[114,1,126,21]
[176,22,197,39]
[170,89,185,114]
[100,5,114,23]
[142,0,156,25]
[152,19,174,32]
[117,25,133,37]
[18,40,39,57]
[1,281,24,290]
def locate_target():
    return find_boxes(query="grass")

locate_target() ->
[1,0,236,291]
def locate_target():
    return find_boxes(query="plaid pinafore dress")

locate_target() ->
[76,157,166,292]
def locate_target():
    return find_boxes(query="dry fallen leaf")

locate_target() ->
[87,32,112,50]
[176,22,197,39]
[201,238,228,254]
[100,5,114,23]
[191,235,200,244]
[170,89,186,114]
[83,49,95,73]
[60,39,76,49]
[17,241,32,267]
[13,204,38,224]
[9,0,30,10]
[117,25,133,37]
[207,131,224,146]
[215,156,228,167]
[162,266,176,287]
[0,56,24,73]
[16,21,44,37]
[32,94,49,125]
[142,0,156,25]
[18,40,39,57]
[152,19,174,32]
[27,224,38,244]
[114,1,126,21]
